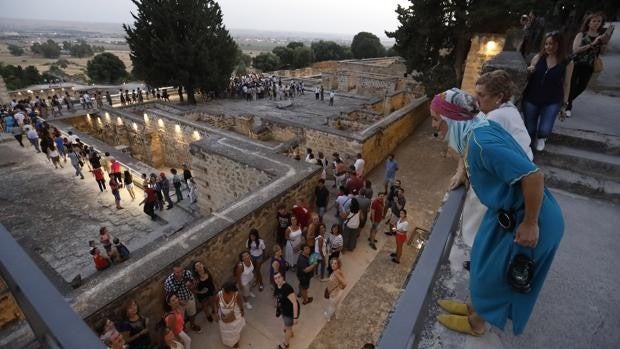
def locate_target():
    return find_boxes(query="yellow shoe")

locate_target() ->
[437,314,483,336]
[437,299,470,316]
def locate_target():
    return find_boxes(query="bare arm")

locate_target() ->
[515,171,544,248]
[335,270,347,289]
[288,293,299,320]
[563,61,574,105]
[527,54,541,72]
[449,157,466,190]
[236,292,245,316]
[572,33,590,54]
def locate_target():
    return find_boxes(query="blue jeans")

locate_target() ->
[523,101,561,141]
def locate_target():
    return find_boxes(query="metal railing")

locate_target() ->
[0,224,105,349]
[376,186,467,349]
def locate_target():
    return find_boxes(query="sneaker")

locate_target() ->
[244,302,253,310]
[320,278,330,282]
[249,292,256,298]
[535,138,546,152]
[565,110,571,118]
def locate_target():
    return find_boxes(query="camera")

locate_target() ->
[507,254,534,293]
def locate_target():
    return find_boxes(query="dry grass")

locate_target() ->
[0,43,133,77]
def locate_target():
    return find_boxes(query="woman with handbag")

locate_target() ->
[215,281,245,349]
[323,257,347,320]
[567,12,614,117]
[522,31,573,152]
[430,90,564,336]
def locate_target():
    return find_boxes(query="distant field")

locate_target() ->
[0,43,133,77]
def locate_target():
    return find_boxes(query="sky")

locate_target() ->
[0,0,411,37]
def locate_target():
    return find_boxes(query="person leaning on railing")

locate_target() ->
[429,88,564,336]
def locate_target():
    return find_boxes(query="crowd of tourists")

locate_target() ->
[92,146,414,349]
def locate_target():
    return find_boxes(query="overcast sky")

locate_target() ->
[0,0,410,37]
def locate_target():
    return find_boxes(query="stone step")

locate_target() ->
[549,127,620,156]
[536,144,620,182]
[542,165,620,204]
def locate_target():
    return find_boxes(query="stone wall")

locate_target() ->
[360,97,430,173]
[460,34,505,94]
[191,142,274,214]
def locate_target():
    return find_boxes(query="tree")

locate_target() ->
[124,0,238,104]
[272,46,294,67]
[386,0,620,95]
[86,52,128,84]
[62,41,73,50]
[253,52,281,72]
[286,42,305,49]
[0,63,41,90]
[8,44,24,56]
[351,32,386,59]
[70,40,94,58]
[272,43,313,69]
[291,46,313,68]
[30,39,61,58]
[311,40,349,61]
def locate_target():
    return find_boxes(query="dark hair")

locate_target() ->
[192,260,212,279]
[99,227,107,234]
[113,237,120,244]
[318,178,325,184]
[350,197,360,214]
[123,298,139,319]
[400,209,407,216]
[170,168,177,174]
[123,170,131,181]
[539,31,567,63]
[365,179,372,188]
[581,11,606,33]
[222,280,237,293]
[247,228,260,250]
[164,292,178,311]
[331,224,342,235]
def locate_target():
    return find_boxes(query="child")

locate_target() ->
[90,247,110,271]
[113,238,130,262]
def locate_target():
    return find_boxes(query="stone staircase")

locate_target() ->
[537,127,620,203]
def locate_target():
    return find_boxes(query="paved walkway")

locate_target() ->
[188,117,456,348]
[0,140,193,286]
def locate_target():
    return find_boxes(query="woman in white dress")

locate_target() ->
[284,216,303,269]
[234,251,256,310]
[216,281,246,348]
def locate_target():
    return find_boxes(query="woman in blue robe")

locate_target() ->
[430,89,564,335]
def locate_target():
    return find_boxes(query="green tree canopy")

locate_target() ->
[8,44,25,56]
[0,63,41,90]
[351,32,386,59]
[310,40,351,61]
[124,0,238,104]
[271,42,314,69]
[30,39,61,58]
[70,40,94,58]
[291,46,313,68]
[272,46,294,68]
[252,52,281,72]
[86,52,128,84]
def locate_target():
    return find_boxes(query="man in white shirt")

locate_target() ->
[353,153,365,178]
[13,111,25,126]
[329,91,335,106]
[67,131,78,144]
[25,126,41,152]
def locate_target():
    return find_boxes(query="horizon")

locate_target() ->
[0,0,409,40]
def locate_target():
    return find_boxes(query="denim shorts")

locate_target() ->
[282,315,294,327]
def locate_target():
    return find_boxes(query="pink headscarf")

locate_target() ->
[430,89,476,121]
